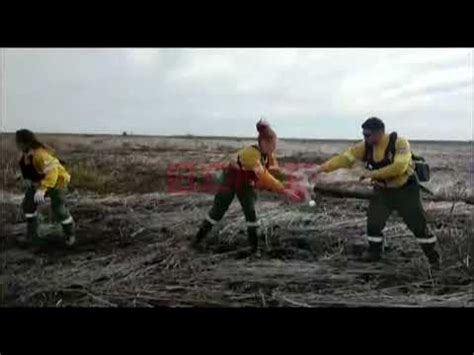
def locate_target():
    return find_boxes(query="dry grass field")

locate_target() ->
[1,133,472,307]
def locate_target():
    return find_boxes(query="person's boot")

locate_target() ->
[25,216,40,245]
[360,241,383,262]
[247,227,261,257]
[62,218,76,247]
[191,220,213,251]
[420,243,441,270]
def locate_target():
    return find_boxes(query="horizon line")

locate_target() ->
[1,131,472,143]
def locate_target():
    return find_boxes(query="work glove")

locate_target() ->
[283,188,300,202]
[283,185,309,203]
[34,189,46,204]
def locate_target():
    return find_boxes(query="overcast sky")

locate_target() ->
[1,48,472,140]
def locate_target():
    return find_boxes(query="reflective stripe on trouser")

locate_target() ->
[416,236,437,244]
[60,216,75,237]
[246,221,260,228]
[61,222,75,237]
[366,235,383,243]
[48,188,75,237]
[22,186,37,216]
[48,188,72,224]
[61,216,74,225]
[23,186,75,238]
[368,178,435,249]
[206,171,258,248]
[366,236,384,257]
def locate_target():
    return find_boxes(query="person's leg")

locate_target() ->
[364,189,392,261]
[21,186,39,243]
[192,173,236,247]
[236,185,259,252]
[49,188,76,246]
[395,183,440,267]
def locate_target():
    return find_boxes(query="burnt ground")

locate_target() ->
[0,134,473,307]
[1,191,472,307]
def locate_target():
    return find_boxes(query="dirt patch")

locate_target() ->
[2,191,472,307]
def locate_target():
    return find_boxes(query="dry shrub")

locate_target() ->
[1,139,20,191]
[438,223,472,272]
[69,162,112,194]
[92,138,105,145]
[42,137,68,152]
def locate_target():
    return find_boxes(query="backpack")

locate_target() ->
[363,132,430,182]
[19,154,45,182]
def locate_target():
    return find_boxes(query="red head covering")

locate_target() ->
[256,118,277,143]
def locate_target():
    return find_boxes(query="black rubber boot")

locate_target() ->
[26,216,40,244]
[360,242,383,262]
[247,227,261,256]
[421,244,441,270]
[62,221,76,247]
[191,220,213,250]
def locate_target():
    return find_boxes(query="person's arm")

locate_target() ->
[320,142,365,173]
[267,153,285,181]
[368,138,412,180]
[33,149,60,191]
[256,167,285,193]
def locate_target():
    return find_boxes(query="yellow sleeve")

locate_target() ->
[369,138,412,180]
[33,149,60,190]
[320,141,365,173]
[238,147,285,193]
[256,169,285,193]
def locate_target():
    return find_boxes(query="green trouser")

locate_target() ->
[366,177,438,261]
[22,185,75,242]
[197,171,259,250]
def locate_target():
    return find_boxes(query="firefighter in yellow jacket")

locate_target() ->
[313,117,440,268]
[16,129,76,246]
[191,119,302,254]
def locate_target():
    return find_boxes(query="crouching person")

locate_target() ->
[191,119,301,254]
[16,129,76,247]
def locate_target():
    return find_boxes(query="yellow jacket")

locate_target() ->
[26,148,71,191]
[320,134,415,188]
[236,146,285,193]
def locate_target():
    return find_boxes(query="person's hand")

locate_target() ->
[359,172,372,182]
[284,185,310,203]
[283,188,302,203]
[34,189,46,204]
